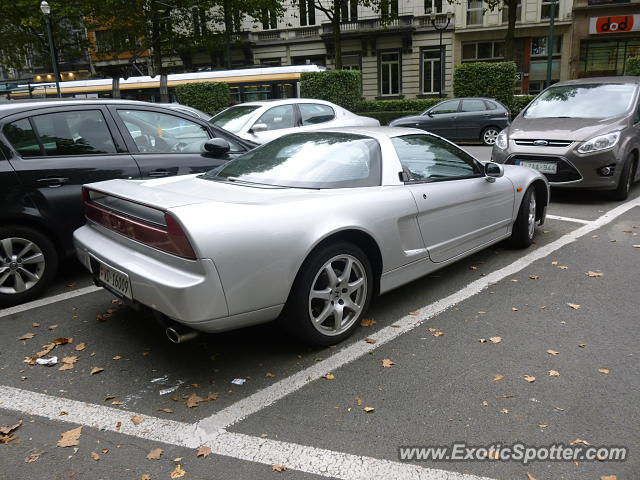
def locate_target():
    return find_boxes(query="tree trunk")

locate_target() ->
[332,0,342,69]
[223,0,233,69]
[503,0,518,62]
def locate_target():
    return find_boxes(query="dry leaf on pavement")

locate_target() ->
[547,349,560,355]
[57,426,82,447]
[570,438,591,446]
[53,337,72,345]
[170,464,186,478]
[24,453,42,463]
[360,319,376,327]
[511,307,519,311]
[355,397,363,406]
[364,338,377,344]
[140,475,151,480]
[131,416,144,425]
[524,375,536,383]
[321,373,335,380]
[90,367,104,375]
[196,445,212,458]
[74,342,87,351]
[381,359,395,368]
[481,401,489,407]
[529,275,540,280]
[90,452,100,461]
[567,303,581,309]
[598,369,611,374]
[489,336,502,344]
[146,448,163,460]
[158,408,173,414]
[500,408,509,414]
[0,420,23,436]
[492,374,505,382]
[408,311,420,316]
[586,271,604,277]
[558,265,569,270]
[18,333,35,341]
[601,476,617,480]
[548,370,561,377]
[272,465,287,472]
[526,473,538,480]
[363,407,375,413]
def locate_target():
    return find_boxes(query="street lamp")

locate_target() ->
[40,1,62,98]
[429,11,453,98]
[545,0,558,87]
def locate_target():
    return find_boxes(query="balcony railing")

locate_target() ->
[321,15,414,34]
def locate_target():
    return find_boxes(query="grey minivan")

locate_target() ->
[492,77,640,200]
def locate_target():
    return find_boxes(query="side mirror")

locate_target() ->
[204,138,230,156]
[484,162,504,182]
[426,112,434,117]
[249,123,268,134]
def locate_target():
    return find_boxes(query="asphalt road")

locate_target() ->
[1,152,639,480]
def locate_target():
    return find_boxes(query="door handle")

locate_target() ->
[37,177,69,187]
[148,170,170,178]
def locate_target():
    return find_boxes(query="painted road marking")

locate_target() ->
[0,386,495,480]
[546,214,592,225]
[0,285,101,319]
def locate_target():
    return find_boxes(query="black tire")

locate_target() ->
[481,126,501,146]
[281,242,373,346]
[0,225,58,308]
[509,187,537,248]
[610,154,636,201]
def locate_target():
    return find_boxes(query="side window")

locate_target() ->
[392,134,481,182]
[32,110,117,156]
[253,105,295,131]
[117,110,210,153]
[484,100,498,111]
[429,100,460,115]
[3,119,41,157]
[299,103,335,125]
[461,99,487,112]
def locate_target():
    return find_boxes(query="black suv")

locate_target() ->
[0,99,256,307]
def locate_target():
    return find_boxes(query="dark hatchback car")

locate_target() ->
[0,99,256,307]
[389,97,510,146]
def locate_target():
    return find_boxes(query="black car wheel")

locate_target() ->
[611,153,636,201]
[0,225,58,308]
[509,187,537,248]
[481,127,501,146]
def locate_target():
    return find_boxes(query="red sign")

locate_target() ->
[590,15,640,34]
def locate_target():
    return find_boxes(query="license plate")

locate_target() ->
[99,263,132,300]
[517,160,557,174]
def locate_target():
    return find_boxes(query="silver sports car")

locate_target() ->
[74,127,549,345]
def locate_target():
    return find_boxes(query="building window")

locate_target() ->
[424,0,443,14]
[531,36,562,57]
[342,54,361,70]
[261,9,277,30]
[580,39,640,76]
[501,0,521,23]
[380,52,400,96]
[541,0,559,20]
[340,0,358,21]
[380,0,399,18]
[466,0,483,26]
[299,0,316,26]
[422,49,442,94]
[462,41,504,61]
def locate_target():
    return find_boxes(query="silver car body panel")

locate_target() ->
[74,127,548,332]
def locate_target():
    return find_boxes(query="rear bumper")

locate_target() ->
[74,224,230,328]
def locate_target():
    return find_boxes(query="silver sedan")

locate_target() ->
[74,127,549,346]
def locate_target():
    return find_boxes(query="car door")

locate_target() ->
[0,106,140,249]
[416,100,460,139]
[392,134,514,263]
[110,107,234,178]
[246,104,297,144]
[457,99,489,140]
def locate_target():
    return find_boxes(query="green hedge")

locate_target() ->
[508,95,536,117]
[627,57,640,76]
[354,98,445,113]
[358,110,421,125]
[175,81,231,116]
[300,70,362,111]
[454,62,517,108]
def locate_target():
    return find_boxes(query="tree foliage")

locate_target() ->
[627,57,640,76]
[453,62,517,107]
[175,81,231,115]
[300,70,362,110]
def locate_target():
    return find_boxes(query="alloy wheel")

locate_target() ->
[483,128,499,146]
[527,193,537,239]
[0,237,46,294]
[308,254,367,336]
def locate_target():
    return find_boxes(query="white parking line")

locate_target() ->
[0,285,101,319]
[0,386,494,480]
[546,214,592,225]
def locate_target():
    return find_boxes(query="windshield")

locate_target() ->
[202,132,382,189]
[210,105,261,132]
[524,83,637,119]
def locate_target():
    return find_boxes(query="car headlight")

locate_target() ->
[577,132,620,154]
[495,130,508,150]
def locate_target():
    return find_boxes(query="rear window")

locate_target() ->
[210,105,261,133]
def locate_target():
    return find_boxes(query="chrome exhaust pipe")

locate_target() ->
[165,325,200,344]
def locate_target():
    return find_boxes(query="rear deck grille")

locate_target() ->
[507,155,582,183]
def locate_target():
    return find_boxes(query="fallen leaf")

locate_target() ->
[57,426,82,447]
[112,355,121,360]
[321,373,335,380]
[104,394,118,401]
[500,408,509,414]
[272,465,287,472]
[570,438,591,446]
[18,333,35,341]
[196,445,212,458]
[481,401,489,407]
[511,307,519,311]
[355,397,363,406]
[206,392,219,401]
[548,370,560,377]
[567,303,581,309]
[558,265,569,270]
[265,372,275,378]
[74,342,87,351]
[101,448,109,454]
[432,331,445,337]
[496,394,514,399]
[586,271,604,277]
[140,476,151,480]
[48,324,58,330]
[633,244,640,248]
[364,338,377,344]
[529,275,540,280]
[479,338,488,343]
[492,374,505,382]
[381,359,395,368]
[363,407,375,413]
[390,324,400,328]
[24,452,42,463]
[578,344,586,348]
[470,266,478,270]
[131,416,144,425]
[111,401,124,406]
[146,448,163,460]
[158,408,173,414]
[511,279,519,282]
[601,476,617,480]
[598,368,610,374]
[524,375,536,383]
[408,311,420,316]
[478,311,488,315]
[551,261,558,265]
[53,337,72,345]
[360,319,376,327]
[538,424,548,428]
[90,367,104,375]
[32,323,40,327]
[489,336,502,344]
[526,473,538,480]
[170,465,186,478]
[547,349,560,355]
[90,452,100,461]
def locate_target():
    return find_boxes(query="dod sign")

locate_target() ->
[589,15,640,34]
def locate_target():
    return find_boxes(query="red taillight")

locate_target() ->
[83,188,196,260]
